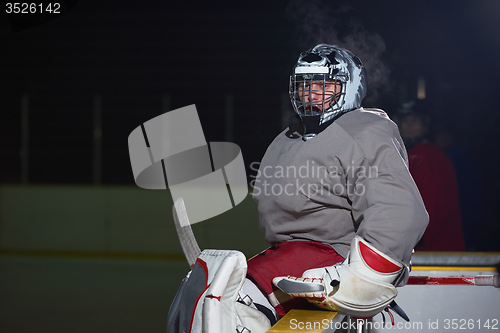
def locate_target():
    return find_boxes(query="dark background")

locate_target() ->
[1,0,499,250]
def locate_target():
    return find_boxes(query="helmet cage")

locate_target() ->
[289,73,347,117]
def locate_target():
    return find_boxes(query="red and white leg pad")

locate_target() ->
[167,249,271,333]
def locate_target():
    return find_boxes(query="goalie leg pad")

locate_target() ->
[167,249,271,333]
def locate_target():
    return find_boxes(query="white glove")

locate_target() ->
[273,236,403,318]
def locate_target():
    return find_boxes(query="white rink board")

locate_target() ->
[370,270,500,332]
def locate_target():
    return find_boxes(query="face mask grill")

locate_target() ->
[289,73,347,117]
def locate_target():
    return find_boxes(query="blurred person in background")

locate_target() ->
[398,101,465,251]
[435,124,484,251]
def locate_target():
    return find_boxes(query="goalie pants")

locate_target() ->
[246,240,344,317]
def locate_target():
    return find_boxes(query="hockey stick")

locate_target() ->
[172,197,202,269]
[407,275,499,287]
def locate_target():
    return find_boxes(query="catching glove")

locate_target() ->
[273,236,404,318]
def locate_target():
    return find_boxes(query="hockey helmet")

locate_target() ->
[289,44,367,124]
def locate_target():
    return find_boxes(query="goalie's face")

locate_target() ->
[295,80,343,116]
[298,81,342,101]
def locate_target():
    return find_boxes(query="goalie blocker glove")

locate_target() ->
[273,236,405,318]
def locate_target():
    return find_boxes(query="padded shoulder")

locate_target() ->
[335,108,397,142]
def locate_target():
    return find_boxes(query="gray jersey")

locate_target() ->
[252,108,428,271]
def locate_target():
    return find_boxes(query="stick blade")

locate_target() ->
[173,198,201,268]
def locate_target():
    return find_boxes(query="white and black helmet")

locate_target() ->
[289,44,367,124]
